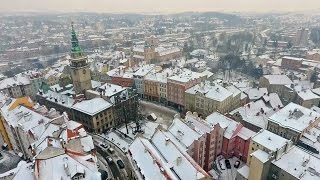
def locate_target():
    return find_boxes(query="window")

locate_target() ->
[252,147,254,151]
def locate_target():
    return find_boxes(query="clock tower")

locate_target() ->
[69,22,92,94]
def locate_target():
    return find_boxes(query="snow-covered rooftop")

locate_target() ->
[206,112,255,140]
[263,75,293,85]
[226,85,241,97]
[133,64,155,77]
[244,87,268,101]
[0,73,31,89]
[185,82,233,102]
[151,129,208,180]
[167,118,203,148]
[297,89,320,100]
[251,149,270,163]
[72,98,112,116]
[252,129,288,152]
[36,153,100,180]
[98,83,127,97]
[129,137,169,180]
[38,90,75,108]
[168,68,206,83]
[282,56,304,61]
[272,146,320,180]
[230,100,277,129]
[269,103,320,133]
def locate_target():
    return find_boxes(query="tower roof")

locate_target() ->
[71,22,84,58]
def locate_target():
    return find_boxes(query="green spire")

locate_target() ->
[71,22,84,58]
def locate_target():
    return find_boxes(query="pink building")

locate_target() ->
[167,112,224,171]
[206,112,256,162]
[167,69,206,110]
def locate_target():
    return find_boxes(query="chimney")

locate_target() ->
[176,156,182,166]
[165,137,170,145]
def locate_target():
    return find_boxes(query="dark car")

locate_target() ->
[234,160,240,168]
[100,143,108,149]
[117,159,125,169]
[225,159,231,169]
[99,169,108,180]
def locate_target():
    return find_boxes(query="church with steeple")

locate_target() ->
[70,22,92,94]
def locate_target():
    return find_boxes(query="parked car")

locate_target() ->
[100,143,109,149]
[225,159,231,169]
[106,157,113,164]
[147,113,157,121]
[234,160,240,168]
[117,160,125,169]
[108,147,115,154]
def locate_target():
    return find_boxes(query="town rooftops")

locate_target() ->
[272,146,320,180]
[98,83,127,97]
[252,129,288,152]
[38,89,75,108]
[268,102,320,133]
[151,129,208,180]
[3,105,52,137]
[157,47,180,56]
[312,88,320,96]
[168,68,206,83]
[297,89,320,100]
[185,82,233,102]
[0,73,31,89]
[230,100,277,129]
[129,137,169,180]
[262,75,293,85]
[206,112,255,140]
[185,112,212,134]
[282,56,304,61]
[36,152,100,180]
[72,98,112,116]
[244,87,268,101]
[300,126,320,154]
[167,118,203,148]
[107,65,133,78]
[133,64,155,77]
[226,85,241,97]
[285,80,314,92]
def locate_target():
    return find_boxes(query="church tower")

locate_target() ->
[70,22,92,94]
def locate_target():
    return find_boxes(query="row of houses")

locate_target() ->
[128,111,256,180]
[0,95,100,180]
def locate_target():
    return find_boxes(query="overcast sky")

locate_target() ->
[1,0,320,13]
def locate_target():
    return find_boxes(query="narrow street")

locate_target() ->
[94,135,136,180]
[97,153,114,180]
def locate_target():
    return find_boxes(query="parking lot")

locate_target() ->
[215,156,245,180]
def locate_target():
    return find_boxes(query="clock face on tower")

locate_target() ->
[83,69,86,74]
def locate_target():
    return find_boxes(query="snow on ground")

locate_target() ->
[118,121,167,140]
[140,100,178,126]
[215,156,245,180]
[102,132,132,153]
